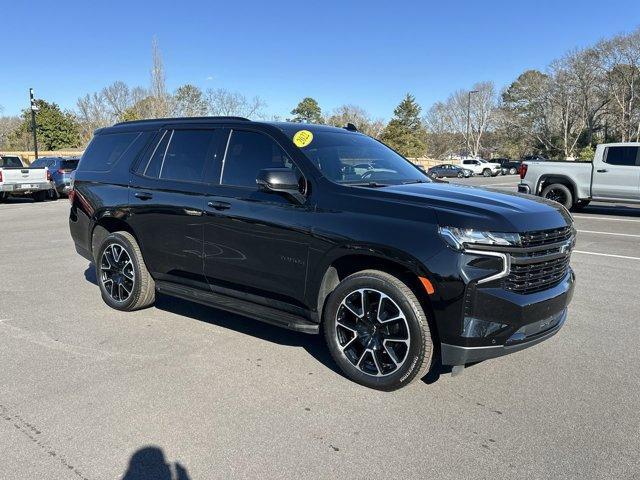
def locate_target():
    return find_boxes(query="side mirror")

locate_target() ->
[256,168,305,203]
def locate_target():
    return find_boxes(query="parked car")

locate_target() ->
[519,142,640,210]
[0,154,52,202]
[460,158,501,177]
[70,117,575,391]
[491,158,522,175]
[30,156,80,197]
[427,164,472,178]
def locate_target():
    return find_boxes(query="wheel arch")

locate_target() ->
[537,175,578,201]
[314,252,438,341]
[90,215,139,260]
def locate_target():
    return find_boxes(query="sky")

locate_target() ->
[1,0,639,121]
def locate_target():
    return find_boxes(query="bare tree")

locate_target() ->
[596,28,640,142]
[325,104,385,138]
[0,115,21,150]
[205,88,266,118]
[149,36,170,118]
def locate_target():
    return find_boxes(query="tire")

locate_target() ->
[541,183,573,210]
[0,192,7,203]
[482,168,491,177]
[509,167,517,175]
[457,171,464,178]
[96,231,155,311]
[323,270,433,391]
[571,200,590,212]
[32,190,47,202]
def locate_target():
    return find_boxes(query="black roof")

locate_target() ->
[103,117,361,136]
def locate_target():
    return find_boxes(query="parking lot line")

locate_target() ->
[572,215,640,223]
[577,230,640,238]
[573,250,640,260]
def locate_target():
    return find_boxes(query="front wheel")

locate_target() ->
[96,231,155,311]
[509,167,517,175]
[457,171,464,178]
[323,270,433,391]
[482,168,491,177]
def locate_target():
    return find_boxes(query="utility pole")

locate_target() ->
[466,90,478,158]
[29,88,39,159]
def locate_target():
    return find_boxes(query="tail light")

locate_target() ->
[46,170,52,181]
[519,163,528,179]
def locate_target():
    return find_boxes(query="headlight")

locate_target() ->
[438,226,520,251]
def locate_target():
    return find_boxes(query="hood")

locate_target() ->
[376,182,572,232]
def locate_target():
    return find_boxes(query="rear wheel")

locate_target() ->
[0,192,7,203]
[482,168,491,177]
[457,171,464,178]
[541,183,573,210]
[509,167,517,175]
[323,270,433,391]
[96,231,155,311]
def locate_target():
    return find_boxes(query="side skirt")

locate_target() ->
[155,281,320,334]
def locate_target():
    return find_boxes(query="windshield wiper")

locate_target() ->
[401,179,430,185]
[349,182,388,188]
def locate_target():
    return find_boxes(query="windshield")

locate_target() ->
[286,130,430,184]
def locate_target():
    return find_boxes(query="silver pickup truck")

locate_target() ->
[518,143,640,210]
[0,155,52,202]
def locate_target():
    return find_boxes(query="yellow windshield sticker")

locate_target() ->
[293,130,313,148]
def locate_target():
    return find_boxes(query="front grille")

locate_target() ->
[520,226,573,248]
[505,255,571,294]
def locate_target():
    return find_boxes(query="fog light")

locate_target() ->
[462,317,507,338]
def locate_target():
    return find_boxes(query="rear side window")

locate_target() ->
[605,146,639,166]
[140,129,222,183]
[79,132,140,172]
[221,130,293,188]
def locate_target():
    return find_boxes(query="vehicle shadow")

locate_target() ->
[577,203,640,218]
[84,263,445,385]
[122,446,190,480]
[154,292,342,377]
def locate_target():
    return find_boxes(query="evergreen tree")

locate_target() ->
[9,100,80,150]
[380,94,427,157]
[290,97,324,124]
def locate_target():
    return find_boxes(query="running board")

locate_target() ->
[156,281,319,334]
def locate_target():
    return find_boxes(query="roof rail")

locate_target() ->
[114,116,251,126]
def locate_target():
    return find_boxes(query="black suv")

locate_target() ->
[70,117,575,390]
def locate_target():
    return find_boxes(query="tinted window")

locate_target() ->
[60,160,79,170]
[161,130,220,182]
[30,158,45,168]
[1,156,23,168]
[80,132,140,172]
[222,130,294,188]
[605,146,639,166]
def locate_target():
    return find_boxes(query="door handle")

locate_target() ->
[596,169,608,173]
[134,192,153,200]
[207,201,231,211]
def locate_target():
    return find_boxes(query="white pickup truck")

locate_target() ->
[518,143,640,210]
[0,155,52,202]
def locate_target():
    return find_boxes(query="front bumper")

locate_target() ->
[440,269,574,366]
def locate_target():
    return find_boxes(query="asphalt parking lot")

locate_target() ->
[1,178,639,479]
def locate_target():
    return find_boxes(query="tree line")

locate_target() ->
[1,28,639,160]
